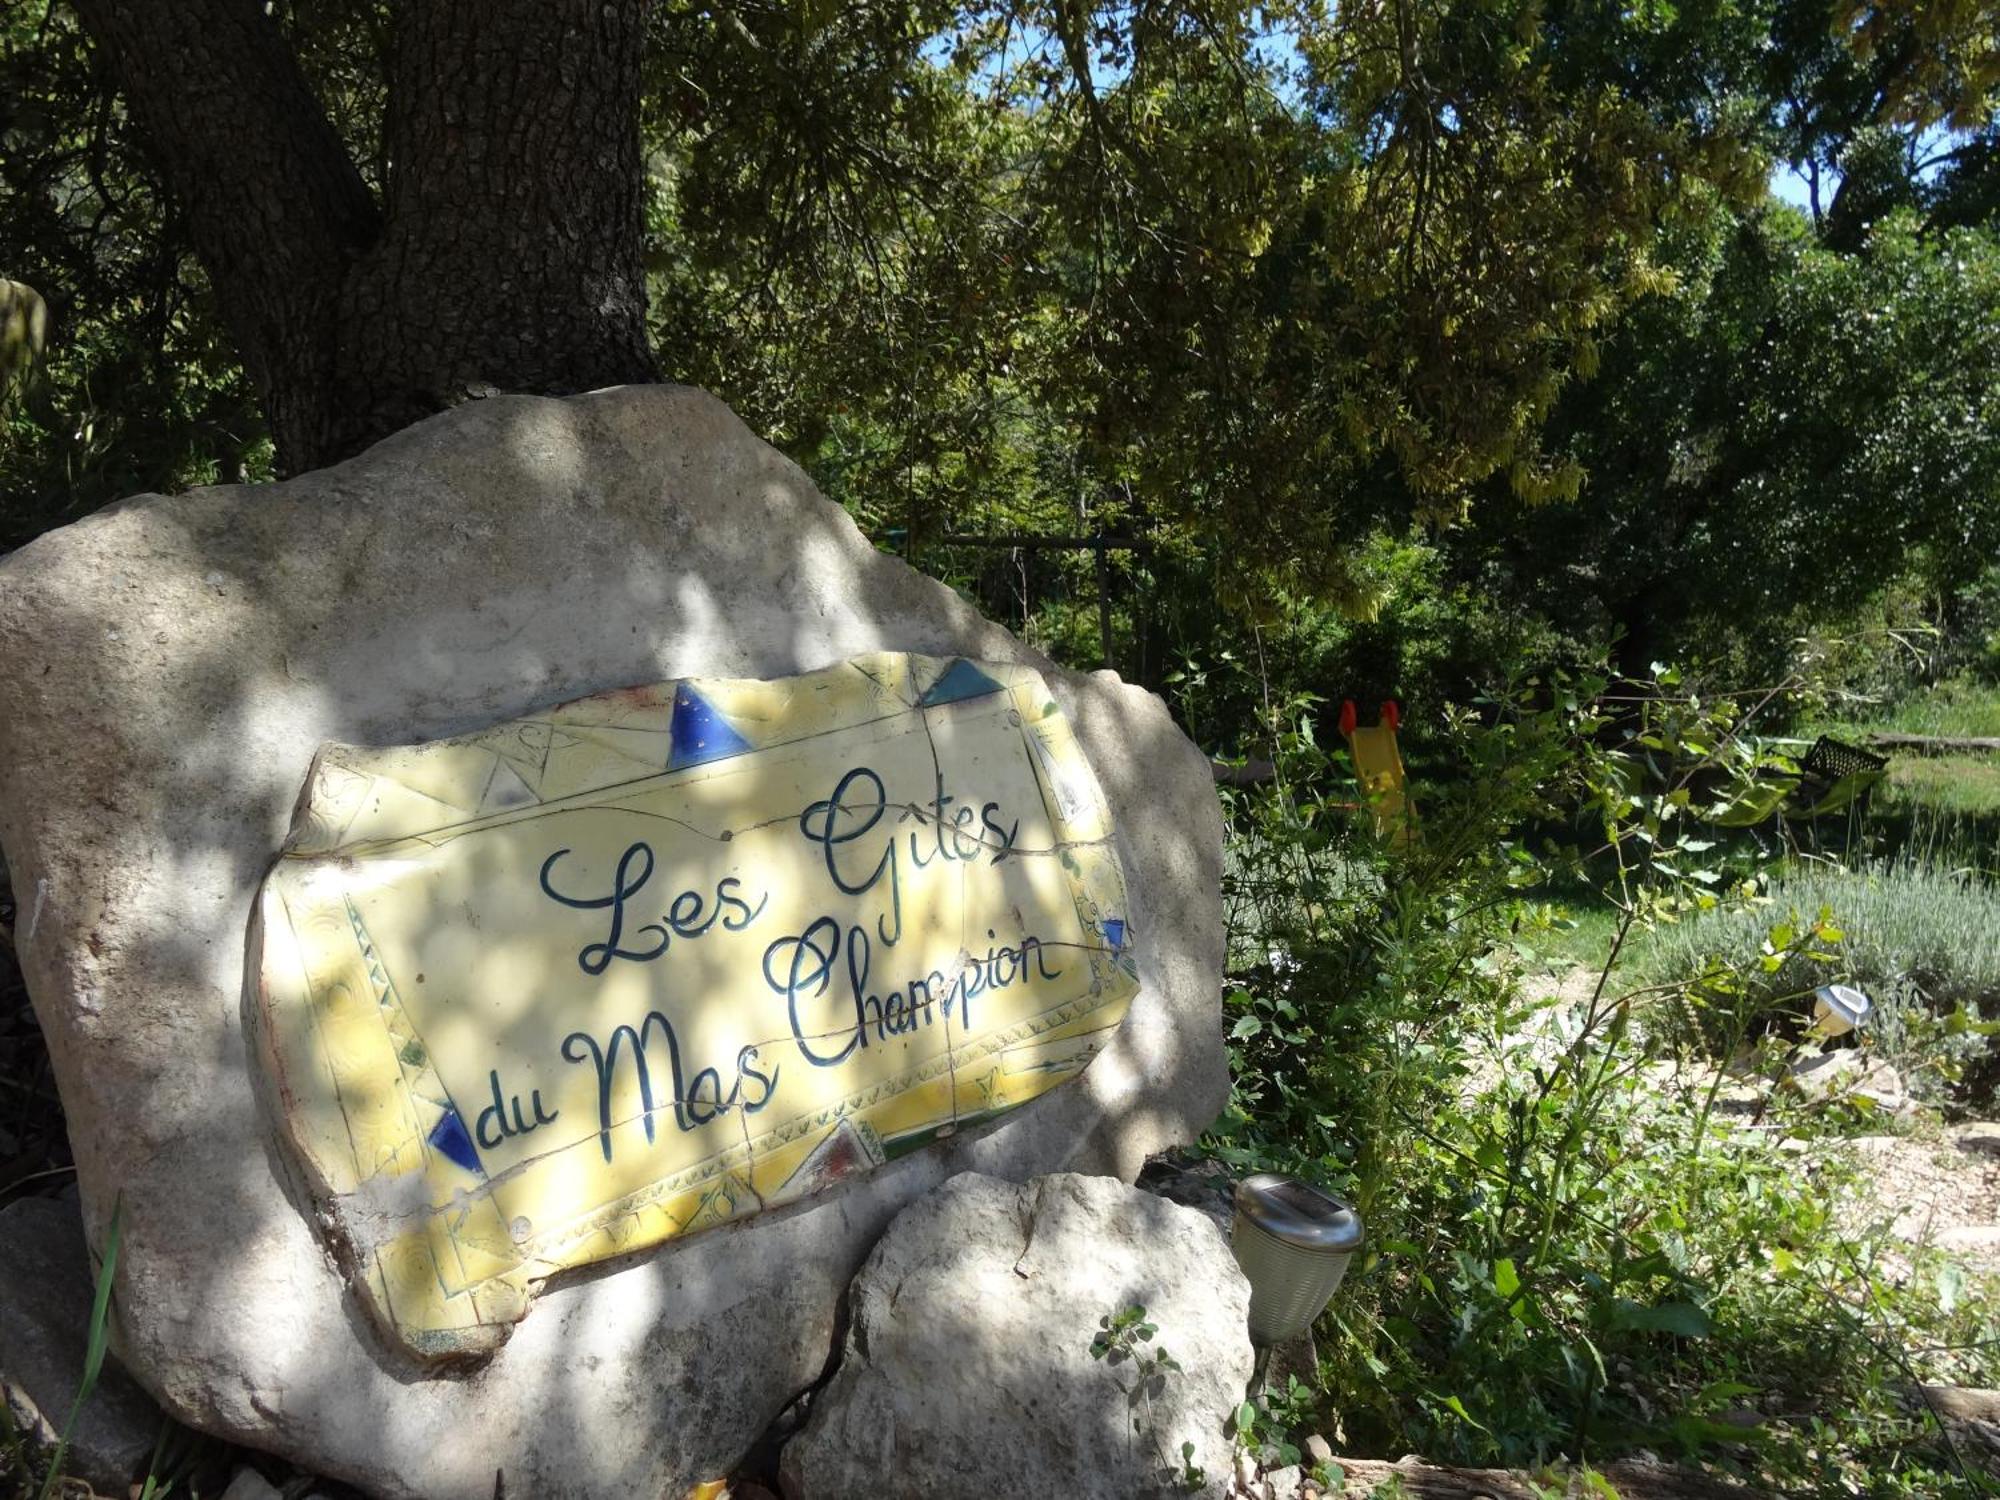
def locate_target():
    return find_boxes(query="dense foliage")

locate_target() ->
[1212,674,2000,1492]
[6,0,2000,675]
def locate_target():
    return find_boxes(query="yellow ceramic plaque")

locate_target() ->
[251,654,1137,1360]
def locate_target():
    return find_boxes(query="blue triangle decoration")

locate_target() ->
[1101,917,1127,954]
[427,1105,483,1175]
[668,682,753,770]
[920,658,1006,708]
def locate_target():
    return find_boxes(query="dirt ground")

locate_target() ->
[1832,1127,2000,1278]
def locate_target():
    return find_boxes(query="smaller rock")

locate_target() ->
[1919,1385,2000,1421]
[1789,1050,1909,1112]
[1138,1154,1234,1235]
[1267,1464,1304,1500]
[782,1173,1252,1500]
[1303,1433,1334,1467]
[220,1468,283,1500]
[1234,1449,1260,1490]
[1953,1123,2000,1159]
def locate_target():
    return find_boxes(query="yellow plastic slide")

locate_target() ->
[1340,699,1415,847]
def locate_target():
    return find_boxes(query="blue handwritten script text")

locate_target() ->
[539,840,767,975]
[528,762,1056,1167]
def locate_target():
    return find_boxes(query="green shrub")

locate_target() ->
[1209,674,2000,1492]
[1643,859,2000,1102]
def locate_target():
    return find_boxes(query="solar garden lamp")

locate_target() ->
[1230,1174,1365,1349]
[1811,984,1872,1039]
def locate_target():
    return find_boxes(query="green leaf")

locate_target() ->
[39,1196,123,1500]
[1442,1395,1490,1433]
[1609,1298,1711,1338]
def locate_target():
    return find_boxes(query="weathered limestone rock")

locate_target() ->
[0,386,1227,1499]
[0,1196,166,1495]
[781,1172,1254,1500]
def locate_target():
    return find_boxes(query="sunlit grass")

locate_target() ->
[1796,676,2000,823]
[1515,899,1628,973]
[1878,753,2000,818]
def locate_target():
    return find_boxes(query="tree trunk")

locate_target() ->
[69,0,657,474]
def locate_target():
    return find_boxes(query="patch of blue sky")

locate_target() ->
[1770,161,1821,211]
[920,13,1306,107]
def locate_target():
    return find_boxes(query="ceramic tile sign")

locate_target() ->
[250,653,1138,1361]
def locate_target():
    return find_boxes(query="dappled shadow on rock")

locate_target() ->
[0,386,1226,1499]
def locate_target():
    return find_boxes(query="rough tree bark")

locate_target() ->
[67,0,658,473]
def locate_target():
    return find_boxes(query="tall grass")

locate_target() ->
[1808,674,2000,740]
[1647,858,2000,1013]
[1642,857,2000,1104]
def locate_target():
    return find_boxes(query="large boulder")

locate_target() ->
[0,386,1225,1499]
[782,1171,1255,1500]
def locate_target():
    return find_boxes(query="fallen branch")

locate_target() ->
[1327,1457,1770,1499]
[1863,733,2000,754]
